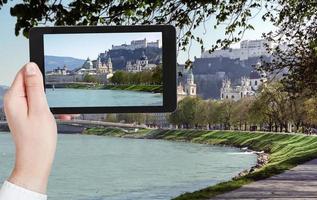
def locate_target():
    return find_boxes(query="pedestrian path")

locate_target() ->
[211,159,317,199]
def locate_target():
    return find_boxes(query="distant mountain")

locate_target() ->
[0,85,8,108]
[44,56,86,72]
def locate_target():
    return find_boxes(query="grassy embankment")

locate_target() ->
[83,127,317,199]
[64,83,163,93]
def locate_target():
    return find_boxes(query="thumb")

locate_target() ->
[24,62,49,115]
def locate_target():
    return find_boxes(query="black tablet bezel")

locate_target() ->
[29,25,177,114]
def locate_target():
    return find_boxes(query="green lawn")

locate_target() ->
[102,84,163,93]
[83,128,317,200]
[64,83,163,93]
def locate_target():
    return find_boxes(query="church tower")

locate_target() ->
[107,57,113,73]
[185,68,197,96]
[220,79,231,100]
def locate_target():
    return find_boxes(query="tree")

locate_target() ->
[259,1,317,96]
[250,82,292,132]
[83,74,97,83]
[152,66,162,85]
[194,100,209,128]
[218,100,235,130]
[1,0,288,52]
[169,97,200,128]
[231,97,254,131]
[110,70,125,84]
[206,100,222,129]
[304,98,317,127]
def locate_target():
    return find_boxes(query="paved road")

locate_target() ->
[212,159,317,200]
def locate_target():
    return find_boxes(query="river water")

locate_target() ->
[0,133,257,200]
[46,88,163,107]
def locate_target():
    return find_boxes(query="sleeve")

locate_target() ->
[0,181,47,200]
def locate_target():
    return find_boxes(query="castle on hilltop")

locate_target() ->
[112,38,160,50]
[201,39,272,61]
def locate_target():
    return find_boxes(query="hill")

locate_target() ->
[107,47,162,70]
[44,56,86,72]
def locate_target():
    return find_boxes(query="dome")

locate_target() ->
[83,57,93,69]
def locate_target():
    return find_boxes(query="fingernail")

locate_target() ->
[26,64,36,76]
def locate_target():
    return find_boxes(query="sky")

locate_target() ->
[44,32,162,60]
[0,1,276,86]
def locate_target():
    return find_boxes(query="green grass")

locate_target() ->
[102,84,163,93]
[64,83,103,89]
[83,128,317,200]
[64,83,163,93]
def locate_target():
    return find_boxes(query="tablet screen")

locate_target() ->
[43,32,163,108]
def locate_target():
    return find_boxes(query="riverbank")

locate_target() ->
[63,83,163,93]
[83,128,317,199]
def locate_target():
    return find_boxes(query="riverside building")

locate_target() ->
[126,52,157,72]
[220,65,267,101]
[177,67,197,101]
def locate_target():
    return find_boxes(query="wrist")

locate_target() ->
[8,166,50,194]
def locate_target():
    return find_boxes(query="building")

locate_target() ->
[126,52,157,72]
[112,38,160,50]
[220,68,267,101]
[46,56,114,83]
[73,57,114,80]
[96,54,113,74]
[177,67,197,101]
[201,39,272,61]
[74,58,97,75]
[220,77,254,101]
[147,40,160,48]
[46,65,69,75]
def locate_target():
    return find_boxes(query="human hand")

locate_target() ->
[3,63,57,194]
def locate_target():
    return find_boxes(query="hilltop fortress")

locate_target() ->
[201,39,272,61]
[112,38,160,50]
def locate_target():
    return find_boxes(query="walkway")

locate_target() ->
[212,159,317,199]
[56,119,147,129]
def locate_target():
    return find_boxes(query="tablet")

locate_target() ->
[29,25,177,114]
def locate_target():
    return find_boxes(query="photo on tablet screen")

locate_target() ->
[44,32,163,108]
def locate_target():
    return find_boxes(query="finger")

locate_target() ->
[23,62,49,115]
[3,68,28,120]
[7,68,26,97]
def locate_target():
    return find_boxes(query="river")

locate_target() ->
[46,88,163,107]
[0,132,257,200]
